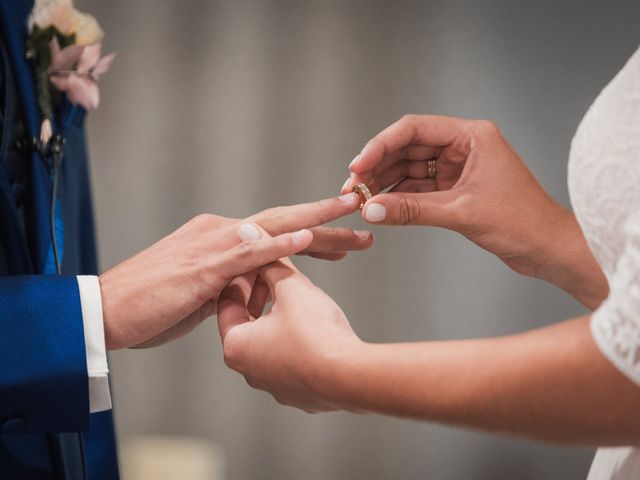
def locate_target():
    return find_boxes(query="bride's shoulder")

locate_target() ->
[572,43,640,144]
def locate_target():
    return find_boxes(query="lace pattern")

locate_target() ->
[591,215,640,379]
[568,45,640,384]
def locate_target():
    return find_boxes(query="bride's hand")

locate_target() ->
[342,115,607,308]
[218,259,362,413]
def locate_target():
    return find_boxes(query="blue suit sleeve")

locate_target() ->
[0,275,89,433]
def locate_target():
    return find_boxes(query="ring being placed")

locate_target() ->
[426,159,437,179]
[352,183,372,210]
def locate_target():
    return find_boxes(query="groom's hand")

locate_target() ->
[100,193,372,350]
[247,193,373,261]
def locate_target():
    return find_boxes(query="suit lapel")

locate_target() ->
[0,0,55,274]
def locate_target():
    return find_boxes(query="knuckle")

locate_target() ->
[222,330,247,371]
[196,269,217,293]
[236,241,254,257]
[222,341,240,370]
[257,206,286,234]
[400,113,418,124]
[448,203,467,229]
[319,197,334,208]
[448,194,473,228]
[397,197,422,225]
[473,119,500,137]
[311,200,332,223]
[313,198,328,210]
[398,114,420,144]
[258,206,281,223]
[189,213,216,229]
[244,377,258,389]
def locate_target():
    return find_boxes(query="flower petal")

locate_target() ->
[78,43,101,72]
[49,37,84,72]
[91,52,116,80]
[68,77,100,110]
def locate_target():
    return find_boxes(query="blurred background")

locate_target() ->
[77,0,640,478]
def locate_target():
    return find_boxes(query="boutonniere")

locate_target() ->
[26,0,115,144]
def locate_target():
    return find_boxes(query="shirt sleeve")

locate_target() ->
[591,213,640,385]
[76,275,112,413]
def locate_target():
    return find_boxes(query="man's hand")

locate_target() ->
[247,194,372,261]
[100,194,372,349]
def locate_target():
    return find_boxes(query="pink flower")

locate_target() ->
[49,38,115,110]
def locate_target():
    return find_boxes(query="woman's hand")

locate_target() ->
[218,263,640,445]
[100,194,372,349]
[342,115,607,308]
[218,260,363,413]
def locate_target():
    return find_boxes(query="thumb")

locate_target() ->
[361,191,456,227]
[217,274,254,341]
[259,259,310,300]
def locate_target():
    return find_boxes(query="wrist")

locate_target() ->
[315,338,377,412]
[98,271,126,350]
[533,208,608,309]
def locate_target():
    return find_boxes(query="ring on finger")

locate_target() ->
[426,159,437,179]
[352,183,373,210]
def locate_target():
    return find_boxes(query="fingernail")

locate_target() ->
[365,204,386,222]
[338,192,357,203]
[355,230,371,240]
[237,223,262,241]
[291,229,310,245]
[341,177,352,192]
[349,154,361,169]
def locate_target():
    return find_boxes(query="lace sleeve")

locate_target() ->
[591,213,640,384]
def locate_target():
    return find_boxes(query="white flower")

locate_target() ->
[67,9,103,45]
[28,0,72,30]
[29,0,103,46]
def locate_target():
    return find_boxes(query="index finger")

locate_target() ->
[350,115,463,175]
[247,193,360,236]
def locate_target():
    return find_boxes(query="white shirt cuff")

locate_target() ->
[77,275,112,413]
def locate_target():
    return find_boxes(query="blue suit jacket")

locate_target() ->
[0,1,119,478]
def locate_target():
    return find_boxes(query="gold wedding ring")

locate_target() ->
[426,159,437,179]
[353,183,372,210]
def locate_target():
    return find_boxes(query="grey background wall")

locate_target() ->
[77,1,640,478]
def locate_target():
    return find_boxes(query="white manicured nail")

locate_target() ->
[338,192,357,203]
[355,230,371,240]
[349,154,361,169]
[365,204,386,222]
[341,177,352,192]
[292,229,310,245]
[237,223,262,241]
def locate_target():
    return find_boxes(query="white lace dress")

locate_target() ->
[568,45,640,479]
